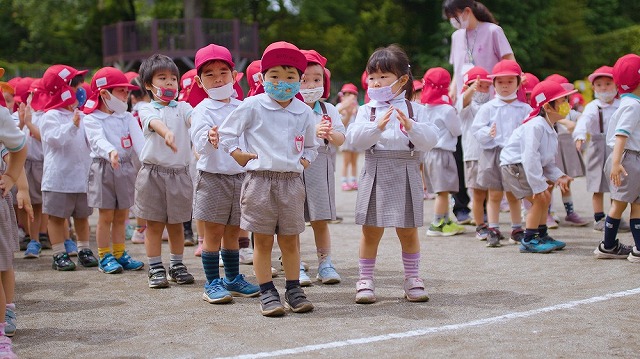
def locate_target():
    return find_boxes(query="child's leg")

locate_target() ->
[165,222,193,284]
[277,234,300,281]
[472,189,487,225]
[0,275,5,326]
[111,209,128,254]
[603,200,627,249]
[629,203,640,254]
[486,190,502,229]
[96,209,114,259]
[396,227,429,301]
[27,204,42,244]
[73,217,90,250]
[310,220,341,283]
[48,216,71,266]
[506,192,522,228]
[593,192,605,221]
[145,220,164,263]
[253,233,275,285]
[201,222,225,283]
[359,225,384,278]
[433,192,449,222]
[1,270,14,308]
[350,152,359,182]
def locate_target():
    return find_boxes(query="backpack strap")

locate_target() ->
[404,100,415,151]
[319,102,329,145]
[597,106,604,134]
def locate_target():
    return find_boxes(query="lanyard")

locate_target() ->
[465,29,477,64]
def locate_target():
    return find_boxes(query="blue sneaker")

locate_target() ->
[300,262,312,286]
[116,251,144,270]
[540,235,566,250]
[24,240,42,259]
[223,274,260,297]
[125,223,135,241]
[317,258,341,284]
[5,307,16,337]
[64,239,78,256]
[203,278,233,304]
[98,253,124,274]
[519,237,556,253]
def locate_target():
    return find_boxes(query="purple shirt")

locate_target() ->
[449,22,513,93]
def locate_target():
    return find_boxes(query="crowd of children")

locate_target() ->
[0,16,639,357]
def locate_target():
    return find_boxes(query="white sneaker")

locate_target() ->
[239,247,254,264]
[299,265,312,287]
[131,229,145,244]
[162,228,169,241]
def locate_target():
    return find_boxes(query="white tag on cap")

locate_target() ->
[58,68,71,80]
[535,93,546,106]
[96,77,108,88]
[183,78,192,87]
[621,84,630,90]
[85,99,96,109]
[463,74,469,83]
[61,90,72,101]
[442,95,450,103]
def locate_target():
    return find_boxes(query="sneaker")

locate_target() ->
[52,252,76,271]
[510,228,525,244]
[284,286,314,313]
[455,212,472,225]
[486,228,501,247]
[540,235,566,250]
[443,220,466,235]
[223,274,260,297]
[183,227,196,247]
[131,228,146,244]
[168,263,195,285]
[341,182,351,191]
[39,233,52,249]
[18,234,30,252]
[299,263,312,287]
[202,278,233,304]
[259,288,285,317]
[519,237,556,253]
[98,253,124,274]
[593,240,633,259]
[116,251,144,270]
[564,212,589,227]
[355,279,376,304]
[0,336,17,359]
[403,277,429,302]
[148,267,169,289]
[219,252,224,267]
[500,201,510,213]
[426,219,446,236]
[194,241,203,257]
[64,239,78,256]
[328,216,343,224]
[23,240,42,258]
[546,214,559,229]
[5,308,16,337]
[239,247,254,264]
[593,218,605,232]
[475,224,489,241]
[77,248,99,267]
[619,219,631,233]
[423,190,436,200]
[317,259,341,284]
[349,181,358,190]
[627,246,640,263]
[125,223,135,241]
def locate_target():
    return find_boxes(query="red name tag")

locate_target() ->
[121,134,132,149]
[294,135,304,153]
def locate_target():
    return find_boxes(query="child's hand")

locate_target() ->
[462,76,479,106]
[555,175,573,192]
[230,149,258,167]
[489,122,497,138]
[316,119,333,141]
[73,110,81,127]
[610,162,627,187]
[109,150,120,170]
[208,126,219,149]
[16,187,34,222]
[164,131,178,153]
[19,103,32,126]
[300,157,310,169]
[377,106,394,131]
[575,139,584,152]
[395,108,413,132]
[0,174,16,197]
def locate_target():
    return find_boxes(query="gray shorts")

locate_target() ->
[193,171,244,226]
[87,158,137,210]
[477,147,504,191]
[425,148,459,193]
[25,160,43,204]
[464,160,486,190]
[240,171,305,235]
[501,164,533,200]
[606,150,640,204]
[42,191,93,219]
[133,164,193,224]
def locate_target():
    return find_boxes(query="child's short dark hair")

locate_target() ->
[70,74,85,88]
[139,54,179,96]
[366,44,414,100]
[261,65,303,78]
[539,99,558,118]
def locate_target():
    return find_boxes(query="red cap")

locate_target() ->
[42,64,88,93]
[463,66,491,86]
[613,54,640,94]
[179,69,198,102]
[124,71,139,83]
[7,77,22,91]
[544,74,574,91]
[413,80,424,92]
[570,93,585,107]
[524,80,578,122]
[301,50,327,68]
[83,67,139,114]
[587,66,614,84]
[521,73,540,94]
[421,67,452,105]
[195,44,235,71]
[13,77,35,103]
[234,72,245,100]
[28,79,50,112]
[340,83,358,95]
[488,60,522,79]
[260,41,306,73]
[246,60,263,97]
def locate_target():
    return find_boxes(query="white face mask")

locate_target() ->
[596,90,617,103]
[300,87,324,104]
[472,91,490,104]
[201,80,235,101]
[102,92,128,114]
[450,11,470,30]
[367,79,401,102]
[495,90,518,101]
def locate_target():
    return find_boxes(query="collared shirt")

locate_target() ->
[500,116,564,194]
[84,110,145,161]
[311,100,346,155]
[138,100,193,168]
[573,99,620,142]
[25,111,44,161]
[607,94,640,150]
[471,98,532,149]
[0,107,25,153]
[458,99,484,161]
[345,92,439,152]
[40,108,92,193]
[191,97,246,175]
[424,103,461,152]
[218,93,318,173]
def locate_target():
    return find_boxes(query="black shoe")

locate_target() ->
[19,234,30,251]
[148,267,169,289]
[52,252,76,271]
[168,263,195,284]
[284,286,314,313]
[183,227,196,246]
[77,248,98,267]
[39,234,52,249]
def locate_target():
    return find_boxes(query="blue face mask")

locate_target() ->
[76,87,87,107]
[263,81,300,102]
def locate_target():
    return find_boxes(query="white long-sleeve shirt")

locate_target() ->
[218,93,318,173]
[471,98,532,149]
[191,97,246,175]
[500,116,565,194]
[607,94,640,151]
[25,111,44,161]
[138,100,193,168]
[345,93,439,152]
[424,103,461,152]
[40,108,92,193]
[0,107,25,153]
[458,99,483,161]
[84,110,144,161]
[573,98,620,142]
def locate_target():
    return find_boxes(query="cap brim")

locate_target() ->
[103,82,139,91]
[587,72,613,83]
[487,72,521,79]
[549,88,578,103]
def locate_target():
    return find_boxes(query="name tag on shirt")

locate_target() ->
[295,135,304,153]
[121,134,132,149]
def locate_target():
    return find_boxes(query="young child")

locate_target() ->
[470,59,531,247]
[346,45,438,304]
[422,67,466,237]
[573,66,621,231]
[190,43,259,303]
[456,66,492,240]
[500,80,573,253]
[337,83,360,191]
[82,67,145,274]
[218,41,318,316]
[134,54,195,288]
[299,49,346,284]
[593,54,640,261]
[40,64,99,270]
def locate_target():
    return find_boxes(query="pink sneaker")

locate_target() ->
[564,212,589,227]
[194,240,203,257]
[131,228,146,244]
[403,277,429,302]
[341,182,351,191]
[350,181,358,190]
[546,214,559,229]
[0,336,17,359]
[355,279,376,304]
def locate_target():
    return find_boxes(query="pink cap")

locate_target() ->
[421,67,452,105]
[524,80,577,122]
[570,93,585,107]
[245,60,263,96]
[301,50,327,68]
[463,66,491,86]
[613,54,640,94]
[587,66,614,84]
[234,72,245,100]
[124,71,139,83]
[13,77,35,103]
[521,73,540,94]
[83,67,139,114]
[28,79,50,112]
[195,44,235,71]
[260,41,306,73]
[340,83,358,95]
[178,69,198,102]
[412,79,423,92]
[488,60,522,79]
[545,74,574,91]
[42,64,88,93]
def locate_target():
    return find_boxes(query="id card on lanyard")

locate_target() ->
[121,133,132,149]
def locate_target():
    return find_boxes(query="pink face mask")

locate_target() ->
[152,84,178,102]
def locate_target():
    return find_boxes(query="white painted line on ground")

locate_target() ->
[218,287,640,359]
